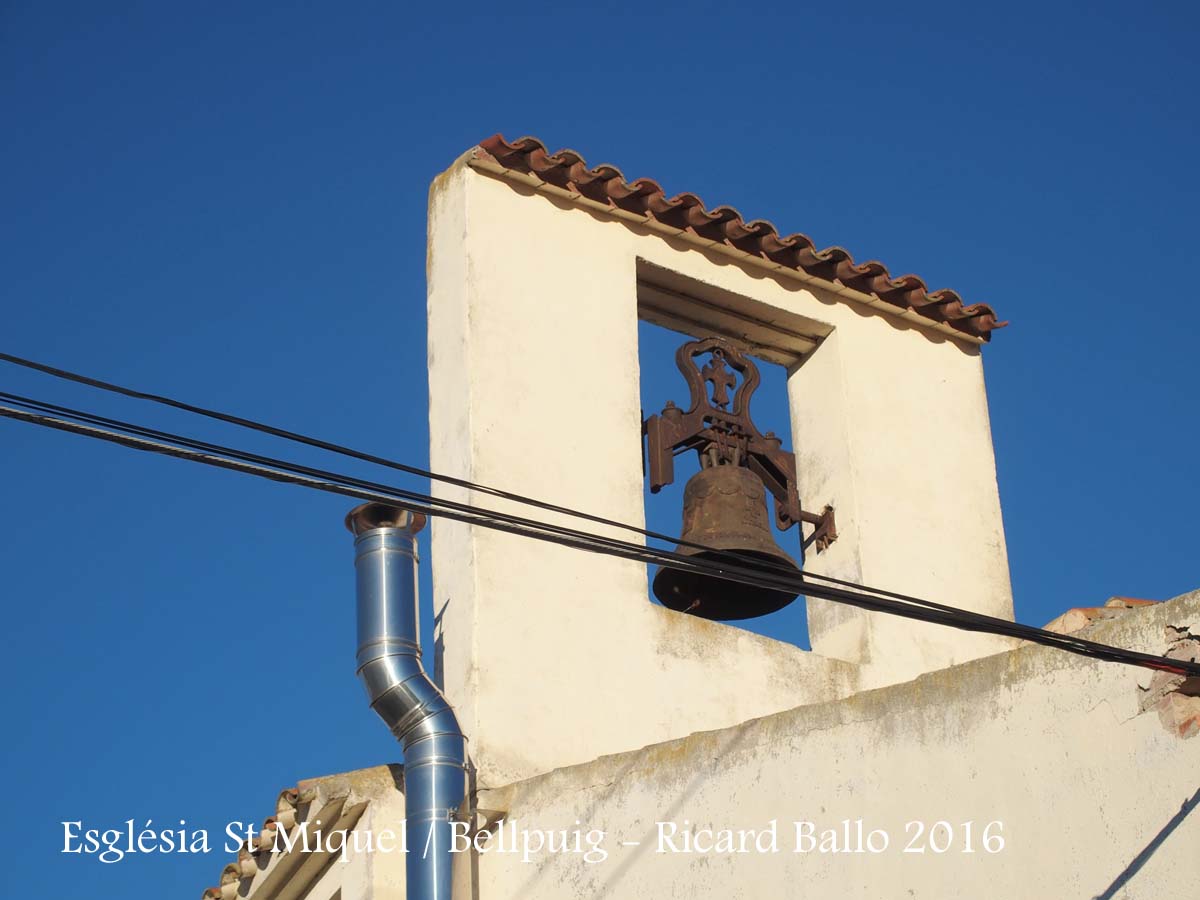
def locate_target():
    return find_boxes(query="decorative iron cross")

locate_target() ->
[701,351,737,409]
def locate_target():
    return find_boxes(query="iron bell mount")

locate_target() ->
[643,336,837,620]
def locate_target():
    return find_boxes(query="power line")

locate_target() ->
[0,349,668,538]
[0,386,1047,638]
[0,389,964,623]
[0,349,889,600]
[2,397,1196,680]
[1,355,1193,683]
[5,348,1186,667]
[0,348,1097,632]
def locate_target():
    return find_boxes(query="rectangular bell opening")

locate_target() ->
[635,309,814,651]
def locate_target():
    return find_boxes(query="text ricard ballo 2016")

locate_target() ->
[61,817,1005,864]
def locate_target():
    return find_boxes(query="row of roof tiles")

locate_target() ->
[201,766,399,900]
[474,133,1006,342]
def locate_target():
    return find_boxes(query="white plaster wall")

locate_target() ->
[470,593,1200,900]
[786,308,1015,684]
[427,155,1015,785]
[355,792,409,900]
[427,160,860,789]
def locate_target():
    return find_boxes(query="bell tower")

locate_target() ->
[425,136,1014,787]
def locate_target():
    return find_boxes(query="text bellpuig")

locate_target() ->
[451,820,609,864]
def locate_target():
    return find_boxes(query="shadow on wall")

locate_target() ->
[1093,785,1199,900]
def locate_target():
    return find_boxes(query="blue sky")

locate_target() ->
[2,1,1197,895]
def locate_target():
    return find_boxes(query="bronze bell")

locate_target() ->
[652,464,800,621]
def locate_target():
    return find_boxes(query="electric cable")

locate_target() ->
[2,398,1197,679]
[0,388,976,626]
[0,389,1188,674]
[0,351,1012,625]
[0,350,1028,610]
[0,371,1190,683]
[0,388,1066,632]
[0,351,870,589]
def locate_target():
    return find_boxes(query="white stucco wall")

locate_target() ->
[466,592,1200,900]
[211,600,1197,900]
[426,160,860,789]
[426,153,1014,786]
[788,313,1015,683]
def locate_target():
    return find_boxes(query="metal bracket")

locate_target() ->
[799,504,837,553]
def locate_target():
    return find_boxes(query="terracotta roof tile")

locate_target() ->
[1043,596,1161,635]
[471,134,1006,342]
[200,765,401,900]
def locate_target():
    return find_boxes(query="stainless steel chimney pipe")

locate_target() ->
[346,503,467,900]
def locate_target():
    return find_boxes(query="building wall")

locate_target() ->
[788,314,1015,681]
[426,155,1014,787]
[467,592,1200,900]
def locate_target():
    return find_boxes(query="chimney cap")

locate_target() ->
[344,502,427,536]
